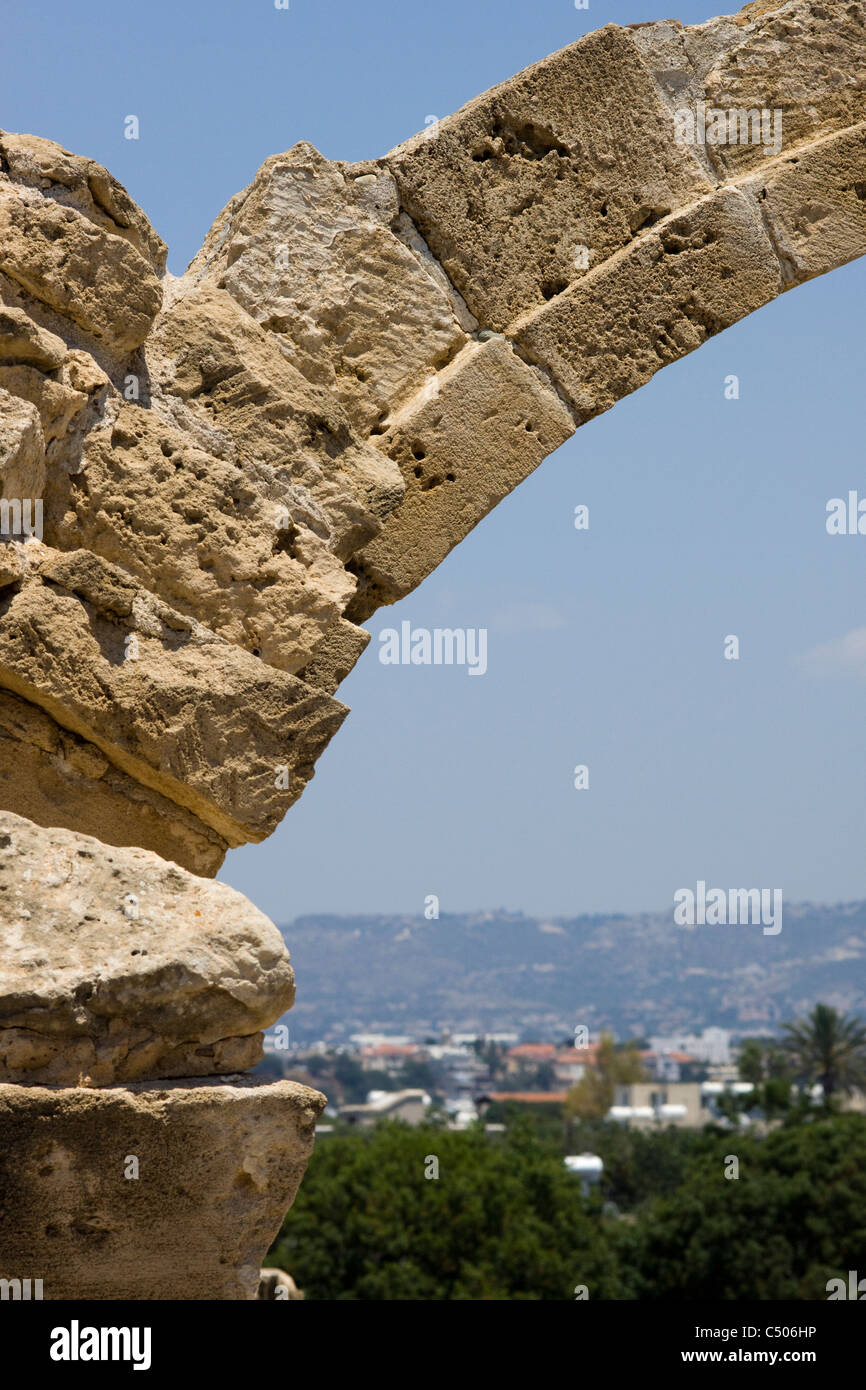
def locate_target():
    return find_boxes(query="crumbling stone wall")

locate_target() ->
[0,0,863,1299]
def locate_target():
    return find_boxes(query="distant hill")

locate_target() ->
[279,901,866,1043]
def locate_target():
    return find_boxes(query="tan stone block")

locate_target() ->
[385,24,711,332]
[0,385,45,497]
[297,617,371,695]
[699,0,866,177]
[350,337,574,612]
[632,4,866,183]
[0,130,166,270]
[0,305,66,369]
[0,1077,324,1299]
[45,397,356,675]
[0,545,348,845]
[0,687,228,875]
[513,188,781,422]
[0,811,294,1085]
[149,282,403,549]
[0,188,162,354]
[190,143,468,437]
[741,123,866,284]
[0,365,87,443]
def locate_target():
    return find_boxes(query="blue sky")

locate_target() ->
[7,1,865,920]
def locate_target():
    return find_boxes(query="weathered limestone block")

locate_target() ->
[699,0,866,176]
[0,544,348,845]
[0,365,87,447]
[0,306,66,370]
[44,397,355,676]
[0,543,26,587]
[0,294,111,482]
[632,2,866,181]
[187,142,469,436]
[384,24,712,332]
[512,188,782,423]
[0,1078,325,1300]
[0,386,45,497]
[0,189,162,354]
[0,688,228,875]
[0,130,167,271]
[150,282,403,539]
[349,336,575,613]
[296,616,371,695]
[741,123,866,284]
[0,811,294,1085]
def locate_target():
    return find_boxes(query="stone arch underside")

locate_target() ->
[0,0,863,1299]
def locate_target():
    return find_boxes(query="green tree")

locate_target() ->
[615,1113,866,1300]
[269,1118,619,1300]
[735,1036,795,1117]
[738,1038,766,1087]
[782,1003,866,1099]
[565,1033,646,1120]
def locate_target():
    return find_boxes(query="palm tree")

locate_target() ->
[781,1003,866,1099]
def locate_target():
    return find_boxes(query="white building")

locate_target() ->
[649,1026,732,1065]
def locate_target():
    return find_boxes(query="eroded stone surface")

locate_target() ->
[741,123,866,285]
[350,336,575,613]
[44,396,356,677]
[384,24,712,331]
[0,811,294,1085]
[297,616,371,695]
[0,1077,324,1299]
[0,305,67,370]
[0,385,45,496]
[700,0,866,177]
[0,543,348,845]
[513,187,782,422]
[187,143,469,437]
[0,188,162,355]
[0,688,228,876]
[0,131,167,271]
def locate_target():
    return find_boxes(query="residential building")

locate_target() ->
[649,1027,732,1066]
[340,1089,431,1127]
[610,1082,705,1128]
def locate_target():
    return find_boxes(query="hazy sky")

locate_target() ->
[8,1,864,921]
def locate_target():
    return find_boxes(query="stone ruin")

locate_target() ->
[0,0,863,1298]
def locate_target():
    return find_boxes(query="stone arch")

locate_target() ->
[0,1,862,875]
